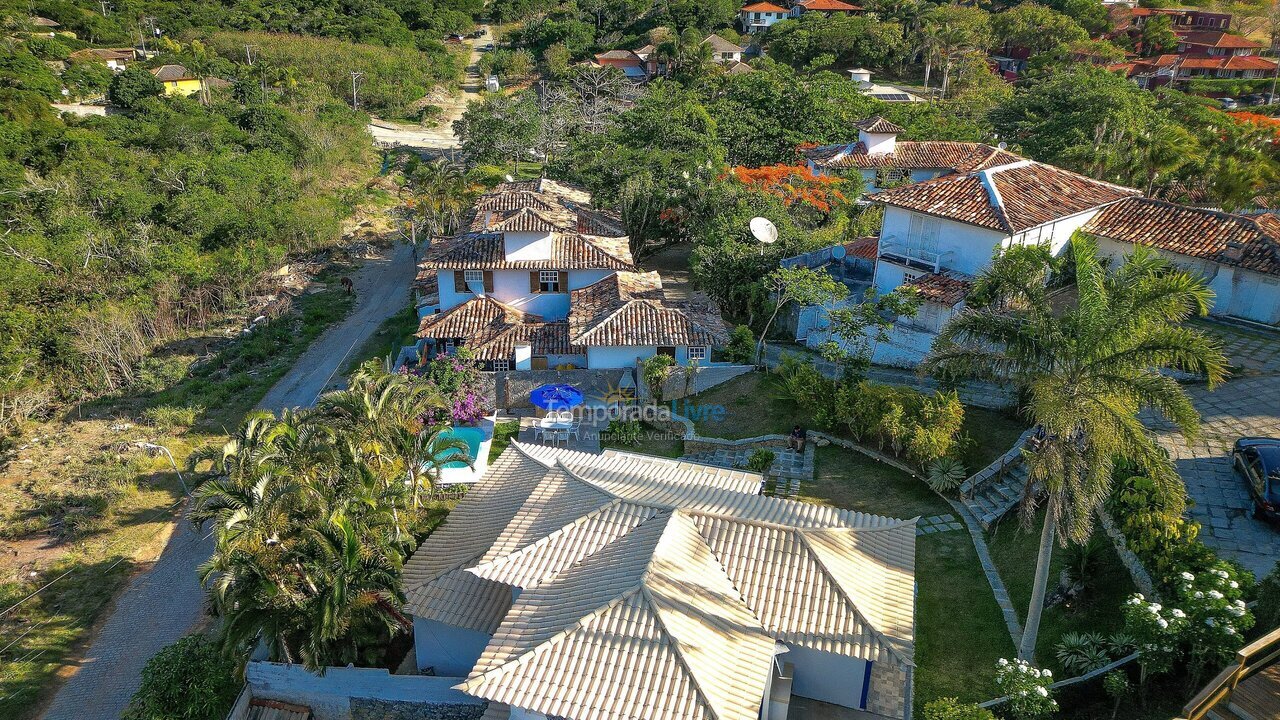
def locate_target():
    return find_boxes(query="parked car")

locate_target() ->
[1233,437,1280,524]
[447,33,465,41]
[1241,94,1265,106]
[1220,97,1239,109]
[479,43,494,52]
[467,29,484,38]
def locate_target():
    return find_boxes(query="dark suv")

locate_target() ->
[1233,438,1280,524]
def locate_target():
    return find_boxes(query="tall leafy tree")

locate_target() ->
[924,238,1228,661]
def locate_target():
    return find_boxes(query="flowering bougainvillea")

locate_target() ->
[726,164,848,213]
[994,658,1057,719]
[420,348,491,425]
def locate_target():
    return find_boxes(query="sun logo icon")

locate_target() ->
[593,378,636,407]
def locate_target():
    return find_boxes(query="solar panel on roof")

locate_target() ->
[870,93,911,101]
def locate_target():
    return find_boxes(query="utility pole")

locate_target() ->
[244,44,255,65]
[98,0,110,16]
[139,15,156,53]
[350,70,365,111]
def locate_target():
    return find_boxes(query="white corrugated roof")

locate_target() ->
[404,442,917,719]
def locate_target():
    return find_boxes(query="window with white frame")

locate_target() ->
[687,346,707,362]
[464,269,484,286]
[539,270,562,293]
[492,359,510,371]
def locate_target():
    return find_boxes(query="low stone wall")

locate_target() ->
[637,363,755,402]
[244,661,482,720]
[683,435,790,455]
[1097,508,1160,601]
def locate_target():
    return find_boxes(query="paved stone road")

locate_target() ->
[1149,321,1280,579]
[43,244,415,720]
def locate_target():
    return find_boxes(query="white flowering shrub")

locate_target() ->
[1174,563,1254,676]
[1122,593,1185,685]
[1121,561,1254,687]
[994,658,1057,719]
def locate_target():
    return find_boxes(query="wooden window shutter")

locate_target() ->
[454,270,467,293]
[558,271,569,293]
[483,271,494,293]
[530,271,540,293]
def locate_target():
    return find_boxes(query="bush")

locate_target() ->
[724,325,755,364]
[925,457,967,493]
[994,658,1057,719]
[143,405,202,432]
[1054,631,1111,675]
[124,634,241,720]
[605,419,641,446]
[919,698,996,720]
[640,354,677,402]
[1257,560,1280,631]
[744,448,776,473]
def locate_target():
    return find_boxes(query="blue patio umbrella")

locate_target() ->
[529,383,584,411]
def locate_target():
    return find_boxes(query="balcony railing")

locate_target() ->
[878,234,949,273]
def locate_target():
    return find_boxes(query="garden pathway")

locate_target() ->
[43,244,416,720]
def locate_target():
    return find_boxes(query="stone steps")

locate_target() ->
[959,428,1038,529]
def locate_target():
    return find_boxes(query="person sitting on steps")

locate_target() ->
[788,424,806,452]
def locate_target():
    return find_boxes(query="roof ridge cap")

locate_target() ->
[465,496,636,582]
[796,531,914,668]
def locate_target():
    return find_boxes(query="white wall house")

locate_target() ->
[1084,198,1280,325]
[416,180,725,371]
[795,143,1142,366]
[804,117,1015,194]
[740,2,789,32]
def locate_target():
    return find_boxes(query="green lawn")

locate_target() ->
[800,447,1013,707]
[688,372,813,439]
[985,511,1136,672]
[488,420,520,462]
[601,422,686,458]
[959,406,1028,473]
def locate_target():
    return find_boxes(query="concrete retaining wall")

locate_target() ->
[245,661,482,720]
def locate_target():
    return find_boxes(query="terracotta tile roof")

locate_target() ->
[856,115,905,134]
[871,159,1138,233]
[402,442,917,719]
[807,141,1019,172]
[797,0,863,9]
[846,235,879,259]
[486,207,561,233]
[1176,30,1262,49]
[475,191,554,213]
[741,1,788,11]
[1082,197,1280,276]
[569,272,726,347]
[415,297,575,360]
[906,271,973,306]
[727,60,755,74]
[418,233,634,270]
[466,181,625,237]
[1179,55,1277,71]
[594,49,638,60]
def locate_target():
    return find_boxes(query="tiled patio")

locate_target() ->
[681,445,815,497]
[515,415,606,454]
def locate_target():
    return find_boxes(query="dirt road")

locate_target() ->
[42,242,416,720]
[366,25,489,151]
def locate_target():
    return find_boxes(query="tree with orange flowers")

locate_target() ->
[727,164,849,214]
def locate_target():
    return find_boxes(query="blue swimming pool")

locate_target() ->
[438,425,487,468]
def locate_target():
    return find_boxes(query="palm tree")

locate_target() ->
[924,237,1227,661]
[409,159,476,236]
[384,425,473,507]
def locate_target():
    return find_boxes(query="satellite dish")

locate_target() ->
[831,244,847,260]
[749,217,778,245]
[997,141,1008,150]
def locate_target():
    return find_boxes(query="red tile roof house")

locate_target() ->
[415,179,726,370]
[740,2,790,33]
[794,117,1280,365]
[789,0,864,17]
